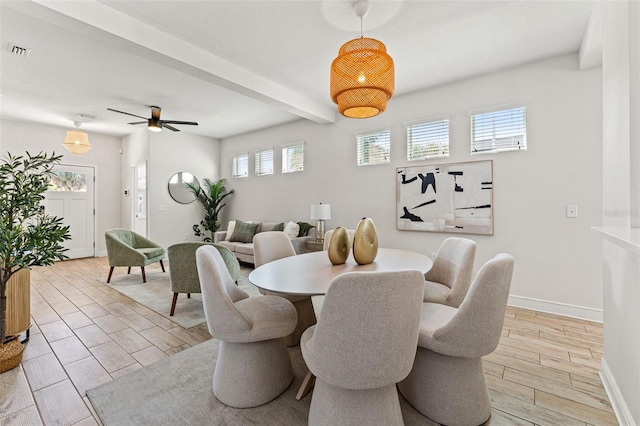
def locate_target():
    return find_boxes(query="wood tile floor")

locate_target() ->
[0,257,618,425]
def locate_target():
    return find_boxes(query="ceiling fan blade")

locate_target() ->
[107,108,147,120]
[162,120,198,126]
[127,121,147,125]
[162,123,180,132]
[151,106,161,120]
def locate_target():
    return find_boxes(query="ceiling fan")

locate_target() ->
[107,106,198,132]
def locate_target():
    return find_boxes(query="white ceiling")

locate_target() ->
[0,0,598,140]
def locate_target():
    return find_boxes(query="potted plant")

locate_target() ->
[0,152,70,373]
[186,178,235,242]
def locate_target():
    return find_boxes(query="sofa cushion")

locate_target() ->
[261,221,283,232]
[138,247,164,259]
[216,241,238,252]
[224,221,236,241]
[272,223,285,231]
[297,222,314,237]
[284,221,300,239]
[235,243,255,256]
[230,220,259,243]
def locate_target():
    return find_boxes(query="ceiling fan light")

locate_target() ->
[148,118,162,132]
[63,129,92,155]
[330,37,394,119]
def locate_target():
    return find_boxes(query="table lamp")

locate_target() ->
[310,203,331,243]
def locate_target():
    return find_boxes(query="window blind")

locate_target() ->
[406,119,449,160]
[470,106,526,154]
[255,149,274,176]
[232,153,248,178]
[356,129,391,166]
[282,142,304,173]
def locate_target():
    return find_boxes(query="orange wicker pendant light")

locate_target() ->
[330,0,394,119]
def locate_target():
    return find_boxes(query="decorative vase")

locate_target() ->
[0,338,24,373]
[328,227,350,265]
[353,217,378,265]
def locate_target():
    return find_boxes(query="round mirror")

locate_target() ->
[168,172,199,204]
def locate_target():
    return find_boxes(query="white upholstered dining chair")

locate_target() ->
[253,231,317,346]
[195,245,297,408]
[301,269,425,426]
[423,237,477,307]
[398,253,514,425]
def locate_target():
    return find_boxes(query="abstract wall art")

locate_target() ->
[396,160,493,235]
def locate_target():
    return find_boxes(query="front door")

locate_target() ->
[43,164,95,259]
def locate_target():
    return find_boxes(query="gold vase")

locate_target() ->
[353,217,378,265]
[328,227,350,265]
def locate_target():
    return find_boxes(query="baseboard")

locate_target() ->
[96,250,107,257]
[600,357,636,425]
[507,295,603,323]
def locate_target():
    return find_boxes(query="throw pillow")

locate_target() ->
[297,221,314,237]
[225,220,236,241]
[272,222,285,231]
[229,220,259,243]
[283,221,300,239]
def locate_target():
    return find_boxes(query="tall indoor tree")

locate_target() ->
[0,152,70,370]
[186,178,235,242]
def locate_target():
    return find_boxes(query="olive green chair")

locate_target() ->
[167,242,240,316]
[105,229,165,283]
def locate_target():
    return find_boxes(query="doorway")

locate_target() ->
[134,163,147,237]
[44,164,95,259]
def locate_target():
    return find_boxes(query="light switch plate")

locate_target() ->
[566,205,578,218]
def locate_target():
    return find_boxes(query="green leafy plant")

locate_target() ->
[186,178,235,242]
[0,152,71,345]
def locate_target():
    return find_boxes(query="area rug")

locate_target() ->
[98,265,258,329]
[87,339,434,426]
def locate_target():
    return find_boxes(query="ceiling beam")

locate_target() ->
[27,0,336,125]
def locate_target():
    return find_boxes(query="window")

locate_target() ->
[356,129,391,166]
[232,153,249,178]
[470,105,526,154]
[255,148,274,176]
[406,117,449,160]
[48,171,87,192]
[282,142,304,173]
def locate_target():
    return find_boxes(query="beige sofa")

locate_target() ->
[214,220,316,264]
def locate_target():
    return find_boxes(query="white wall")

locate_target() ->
[147,131,220,250]
[221,53,603,319]
[599,1,640,424]
[0,119,122,256]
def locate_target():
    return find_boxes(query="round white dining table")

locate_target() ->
[249,247,432,296]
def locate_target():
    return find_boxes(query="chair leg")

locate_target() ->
[187,293,191,298]
[107,267,114,283]
[170,293,178,316]
[141,267,146,283]
[159,259,166,272]
[127,267,131,274]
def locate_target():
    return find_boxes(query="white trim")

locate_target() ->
[600,357,635,426]
[280,140,305,149]
[402,114,450,129]
[507,295,603,323]
[97,250,108,257]
[466,100,527,117]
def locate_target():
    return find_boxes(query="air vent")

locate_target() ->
[7,43,31,57]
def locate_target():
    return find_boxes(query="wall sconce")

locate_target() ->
[310,203,331,243]
[63,121,92,156]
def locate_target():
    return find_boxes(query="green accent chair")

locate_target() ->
[167,242,241,316]
[105,228,166,283]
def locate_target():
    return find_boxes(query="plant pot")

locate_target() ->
[0,338,24,373]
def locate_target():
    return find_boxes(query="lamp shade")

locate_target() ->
[330,37,394,119]
[310,204,332,220]
[63,130,92,156]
